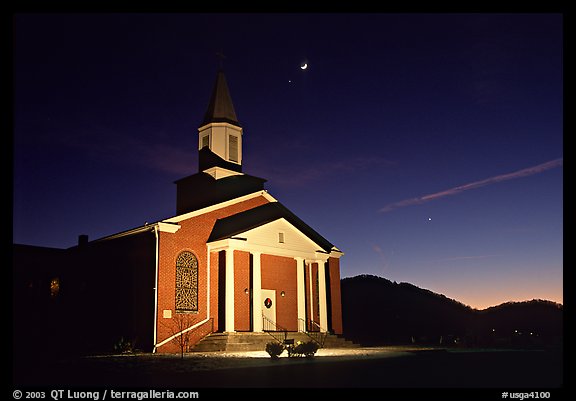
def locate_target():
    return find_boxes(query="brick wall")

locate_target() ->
[152,193,344,352]
[155,195,269,353]
[234,250,251,331]
[261,254,298,331]
[328,257,343,335]
[303,262,321,329]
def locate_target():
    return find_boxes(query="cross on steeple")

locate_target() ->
[215,51,226,70]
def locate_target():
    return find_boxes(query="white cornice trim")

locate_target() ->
[157,222,181,233]
[94,221,182,242]
[164,190,277,223]
[203,166,244,180]
[208,238,332,262]
[198,122,243,132]
[93,225,155,242]
[329,248,344,258]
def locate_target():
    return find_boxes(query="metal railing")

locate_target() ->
[261,315,327,348]
[262,314,288,344]
[186,317,214,352]
[297,318,327,348]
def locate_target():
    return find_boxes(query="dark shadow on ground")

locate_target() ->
[13,348,563,389]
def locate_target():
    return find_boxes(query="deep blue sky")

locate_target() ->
[12,13,563,309]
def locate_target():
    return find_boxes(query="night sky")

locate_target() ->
[12,13,563,309]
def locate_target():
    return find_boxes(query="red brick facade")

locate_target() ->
[153,194,344,353]
[155,195,269,353]
[304,262,319,329]
[234,250,251,331]
[261,254,298,331]
[328,257,343,335]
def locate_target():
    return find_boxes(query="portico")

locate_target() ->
[207,210,343,335]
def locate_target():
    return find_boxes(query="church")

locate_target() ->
[13,70,344,354]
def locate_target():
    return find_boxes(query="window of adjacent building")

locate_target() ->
[175,251,198,312]
[278,232,285,243]
[50,277,60,298]
[228,135,239,163]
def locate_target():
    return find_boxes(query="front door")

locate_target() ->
[261,289,276,331]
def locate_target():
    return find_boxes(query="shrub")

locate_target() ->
[289,340,319,358]
[113,337,135,354]
[265,341,285,359]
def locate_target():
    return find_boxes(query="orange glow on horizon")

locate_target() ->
[439,286,563,310]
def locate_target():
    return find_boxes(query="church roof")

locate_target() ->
[208,202,335,253]
[198,146,242,173]
[202,70,241,127]
[174,168,266,215]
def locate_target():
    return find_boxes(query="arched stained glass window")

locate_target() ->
[175,251,198,312]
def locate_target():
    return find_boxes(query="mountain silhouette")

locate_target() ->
[341,274,563,348]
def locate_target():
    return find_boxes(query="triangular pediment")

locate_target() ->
[207,202,335,253]
[238,218,325,254]
[206,202,342,259]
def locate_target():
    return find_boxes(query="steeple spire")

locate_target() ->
[197,69,244,177]
[201,69,240,127]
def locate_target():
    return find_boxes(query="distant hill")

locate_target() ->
[341,274,563,348]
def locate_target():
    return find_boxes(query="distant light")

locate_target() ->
[428,217,432,221]
[50,277,60,298]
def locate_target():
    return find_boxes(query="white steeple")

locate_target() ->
[198,70,243,179]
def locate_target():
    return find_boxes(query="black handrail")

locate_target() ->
[262,314,288,344]
[297,318,327,348]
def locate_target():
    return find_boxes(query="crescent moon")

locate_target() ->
[300,63,308,70]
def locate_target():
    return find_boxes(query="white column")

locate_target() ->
[308,262,314,328]
[317,260,328,333]
[295,257,306,331]
[252,252,263,332]
[225,249,235,332]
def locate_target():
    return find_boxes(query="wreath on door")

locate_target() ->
[264,297,273,309]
